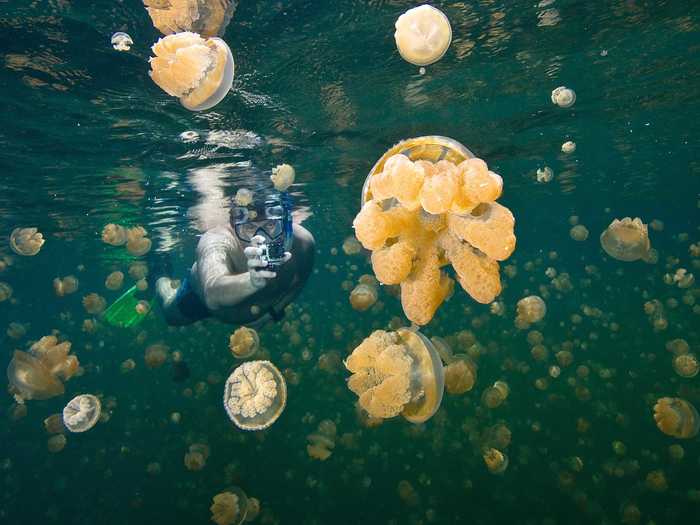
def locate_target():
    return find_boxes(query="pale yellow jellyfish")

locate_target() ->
[270,164,295,192]
[145,343,169,368]
[120,358,136,373]
[349,283,378,311]
[105,271,125,291]
[536,166,553,183]
[82,293,106,314]
[62,394,101,433]
[306,419,336,461]
[229,327,259,359]
[126,226,152,256]
[344,328,444,423]
[135,300,151,315]
[111,32,133,51]
[551,86,576,108]
[223,360,287,430]
[482,447,508,474]
[0,282,13,302]
[600,217,651,262]
[342,236,362,255]
[210,487,248,525]
[101,224,127,246]
[653,397,700,439]
[53,275,79,297]
[6,335,80,402]
[561,141,576,153]
[673,353,699,378]
[144,0,236,38]
[128,262,149,280]
[43,413,64,434]
[569,224,589,241]
[394,5,452,67]
[149,32,235,112]
[9,227,44,256]
[515,295,546,328]
[234,188,253,207]
[444,356,477,395]
[47,434,67,453]
[481,381,509,409]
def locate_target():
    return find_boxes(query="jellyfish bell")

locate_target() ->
[673,353,699,378]
[444,356,476,395]
[229,327,259,359]
[9,227,44,256]
[62,394,101,433]
[210,486,248,525]
[394,5,452,67]
[561,140,576,154]
[111,32,133,51]
[7,350,64,402]
[653,397,700,439]
[223,360,286,430]
[149,32,234,112]
[482,447,508,474]
[600,217,651,262]
[144,0,237,38]
[551,86,576,108]
[349,283,378,311]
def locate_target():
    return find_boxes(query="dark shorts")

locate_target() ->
[174,276,210,322]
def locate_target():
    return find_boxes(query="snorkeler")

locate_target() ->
[155,191,314,326]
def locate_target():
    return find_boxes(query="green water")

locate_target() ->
[1,0,700,524]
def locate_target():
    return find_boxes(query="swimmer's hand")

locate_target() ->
[244,235,292,289]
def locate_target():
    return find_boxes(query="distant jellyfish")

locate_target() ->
[43,413,65,434]
[270,164,295,192]
[342,236,362,255]
[653,397,700,439]
[515,295,546,328]
[126,226,152,256]
[184,442,209,471]
[673,353,699,378]
[129,262,148,280]
[551,86,576,108]
[47,434,67,453]
[536,166,553,183]
[600,217,651,262]
[444,356,477,395]
[561,141,576,154]
[645,470,668,492]
[349,283,378,311]
[0,282,13,302]
[6,322,27,339]
[244,498,260,522]
[53,275,79,297]
[481,381,509,409]
[9,227,44,256]
[394,5,452,67]
[482,447,508,474]
[145,343,169,368]
[62,394,101,433]
[101,224,127,246]
[135,300,150,315]
[229,327,259,359]
[111,32,133,51]
[234,188,253,207]
[105,271,125,291]
[210,487,248,525]
[149,32,235,112]
[306,419,336,461]
[83,293,107,314]
[223,360,287,430]
[570,224,589,241]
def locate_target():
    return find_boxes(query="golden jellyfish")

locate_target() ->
[515,295,546,328]
[6,335,79,402]
[47,434,67,453]
[444,356,477,395]
[0,282,13,302]
[145,343,169,368]
[9,227,44,256]
[229,326,259,359]
[600,217,651,262]
[536,166,553,183]
[481,381,509,409]
[149,32,234,112]
[344,328,444,423]
[234,188,253,207]
[394,5,452,67]
[654,397,700,439]
[673,353,699,378]
[342,236,362,255]
[210,487,248,525]
[105,271,125,291]
[569,224,589,241]
[53,275,79,297]
[101,224,127,246]
[223,360,287,430]
[82,293,106,314]
[306,419,336,461]
[349,283,378,311]
[397,480,420,506]
[270,164,295,192]
[129,261,149,280]
[645,470,668,492]
[126,226,152,256]
[44,413,65,434]
[482,447,508,474]
[561,141,576,154]
[144,0,237,38]
[354,137,516,325]
[6,322,27,339]
[551,86,576,108]
[135,300,151,315]
[62,394,101,433]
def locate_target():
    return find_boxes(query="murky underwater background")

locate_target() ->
[1,0,700,523]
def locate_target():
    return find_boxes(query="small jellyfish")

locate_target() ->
[270,164,295,192]
[44,413,64,434]
[129,262,148,280]
[145,343,169,368]
[342,236,362,256]
[135,300,150,315]
[62,394,101,433]
[105,271,125,291]
[444,356,477,395]
[645,470,668,492]
[306,419,336,461]
[184,442,209,471]
[223,360,287,430]
[600,217,651,262]
[234,188,253,207]
[229,327,259,359]
[101,224,127,246]
[0,282,13,302]
[673,353,699,378]
[551,86,576,108]
[53,275,79,297]
[394,5,452,67]
[349,283,378,311]
[536,166,553,183]
[144,0,237,38]
[47,434,67,453]
[9,227,44,256]
[111,32,133,51]
[515,295,546,328]
[482,447,508,474]
[481,381,509,409]
[561,141,576,154]
[570,224,589,241]
[83,293,107,314]
[149,32,235,112]
[210,487,248,525]
[180,130,200,142]
[653,397,700,439]
[6,322,27,339]
[126,226,151,256]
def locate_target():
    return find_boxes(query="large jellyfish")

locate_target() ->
[144,0,237,38]
[653,397,699,439]
[394,5,452,67]
[210,486,248,525]
[7,335,80,402]
[229,327,259,359]
[354,136,516,325]
[9,227,44,256]
[62,394,101,432]
[149,32,234,112]
[223,360,286,430]
[344,328,444,424]
[600,217,651,262]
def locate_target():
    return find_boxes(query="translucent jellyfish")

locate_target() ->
[344,328,444,424]
[6,322,27,339]
[244,498,260,522]
[645,470,668,492]
[101,224,127,246]
[551,86,576,108]
[270,164,295,192]
[229,327,259,359]
[673,353,699,378]
[144,0,237,38]
[306,419,336,461]
[349,283,378,311]
[397,480,420,506]
[482,447,508,474]
[561,141,576,154]
[481,381,509,409]
[444,356,477,395]
[600,217,651,262]
[44,413,64,434]
[53,275,79,297]
[9,227,44,256]
[234,188,253,207]
[7,336,79,402]
[210,487,248,525]
[515,295,547,328]
[82,293,106,314]
[111,32,133,51]
[47,434,67,453]
[62,394,101,433]
[126,226,152,256]
[105,271,125,291]
[653,397,700,439]
[536,166,553,183]
[145,343,169,368]
[149,32,234,112]
[0,282,13,302]
[342,236,362,256]
[394,5,452,67]
[184,443,209,471]
[223,360,287,430]
[569,224,589,241]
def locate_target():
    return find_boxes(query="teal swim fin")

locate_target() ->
[104,285,154,328]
